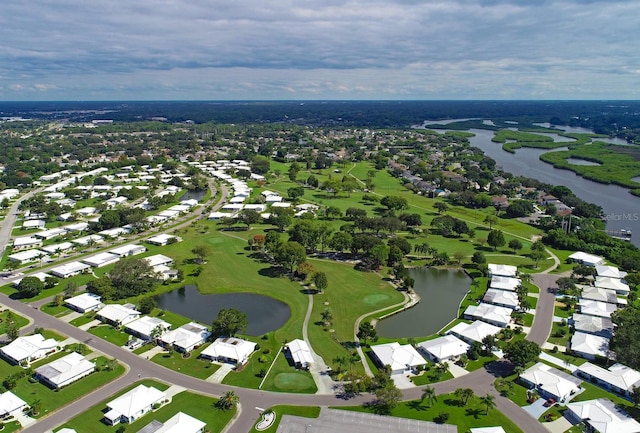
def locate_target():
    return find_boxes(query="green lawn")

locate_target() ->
[335,391,524,433]
[223,334,279,389]
[251,405,321,433]
[87,324,130,347]
[261,351,317,394]
[69,313,97,327]
[39,302,72,317]
[0,309,29,334]
[410,368,454,386]
[151,343,221,380]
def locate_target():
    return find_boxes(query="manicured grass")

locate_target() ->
[0,309,29,334]
[251,405,321,433]
[39,302,72,317]
[494,374,530,406]
[151,343,221,380]
[261,352,317,394]
[69,313,97,327]
[87,324,130,347]
[410,368,454,386]
[6,355,124,419]
[223,334,278,389]
[334,392,524,433]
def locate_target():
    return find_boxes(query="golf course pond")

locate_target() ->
[376,268,471,338]
[155,285,291,336]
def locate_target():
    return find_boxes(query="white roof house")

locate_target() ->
[125,316,172,341]
[482,289,519,309]
[82,252,121,268]
[463,303,512,327]
[447,321,502,344]
[566,399,640,433]
[596,265,627,280]
[41,241,74,254]
[200,337,257,365]
[568,252,605,267]
[594,277,631,295]
[578,299,617,318]
[71,234,104,246]
[581,286,619,304]
[8,249,47,264]
[489,276,521,292]
[487,263,517,278]
[0,334,60,366]
[64,222,89,233]
[104,384,167,425]
[519,362,582,402]
[144,254,174,267]
[572,314,614,338]
[158,209,180,219]
[286,339,314,368]
[109,244,146,258]
[470,428,506,433]
[65,292,102,313]
[370,342,426,374]
[160,322,210,353]
[576,363,640,398]
[99,227,130,238]
[571,332,611,360]
[97,304,141,326]
[49,261,91,278]
[34,227,68,240]
[35,352,95,389]
[417,335,469,363]
[147,234,181,246]
[12,272,51,287]
[153,412,206,433]
[12,236,42,250]
[0,391,28,418]
[22,219,46,230]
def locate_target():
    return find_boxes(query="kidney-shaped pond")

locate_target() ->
[376,268,470,338]
[155,285,291,336]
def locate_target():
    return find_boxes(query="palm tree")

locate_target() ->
[420,386,437,407]
[461,388,475,405]
[435,362,449,379]
[480,393,496,415]
[333,355,347,373]
[217,391,239,410]
[483,214,498,230]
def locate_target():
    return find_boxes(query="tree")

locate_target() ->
[631,385,640,407]
[212,308,248,337]
[191,244,212,264]
[487,230,505,251]
[482,215,498,231]
[357,321,377,346]
[611,307,640,368]
[269,206,293,232]
[504,339,541,367]
[372,385,402,415]
[433,202,448,214]
[455,388,475,405]
[287,186,305,202]
[288,162,301,182]
[329,231,352,253]
[508,239,523,254]
[63,281,79,298]
[471,251,486,265]
[216,391,239,410]
[239,209,261,229]
[380,196,408,213]
[313,272,328,293]
[421,386,437,407]
[273,241,307,273]
[453,251,465,265]
[480,393,496,415]
[16,276,44,298]
[434,362,449,379]
[322,178,342,198]
[367,244,390,270]
[138,296,157,314]
[321,308,333,325]
[333,355,348,372]
[107,258,160,299]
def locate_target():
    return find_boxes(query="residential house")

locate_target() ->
[104,384,168,425]
[596,265,627,280]
[470,428,506,433]
[109,244,146,258]
[160,323,210,353]
[82,252,120,268]
[568,252,605,267]
[144,254,174,268]
[41,242,74,255]
[34,352,95,389]
[565,399,640,433]
[594,277,631,295]
[571,314,614,339]
[200,337,257,365]
[12,236,43,250]
[146,412,206,433]
[22,219,46,230]
[0,334,60,366]
[570,332,610,360]
[519,362,582,403]
[49,261,91,278]
[125,316,171,341]
[65,293,102,313]
[8,249,48,265]
[482,289,519,309]
[97,304,141,326]
[417,335,469,363]
[285,339,314,369]
[575,363,640,398]
[0,391,28,419]
[577,299,616,318]
[463,303,512,327]
[446,321,501,345]
[147,234,181,246]
[370,342,426,375]
[580,286,619,304]
[489,276,521,292]
[487,264,518,278]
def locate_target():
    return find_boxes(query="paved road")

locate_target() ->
[0,187,44,256]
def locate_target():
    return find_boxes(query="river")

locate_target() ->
[465,128,640,247]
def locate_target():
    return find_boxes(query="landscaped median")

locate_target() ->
[251,405,320,433]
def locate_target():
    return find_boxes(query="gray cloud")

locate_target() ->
[0,0,638,99]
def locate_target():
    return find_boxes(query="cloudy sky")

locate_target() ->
[1,0,639,100]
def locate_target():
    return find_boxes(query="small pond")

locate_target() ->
[376,268,470,338]
[567,158,601,166]
[155,285,291,336]
[181,189,207,202]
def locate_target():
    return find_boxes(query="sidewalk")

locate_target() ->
[539,351,578,373]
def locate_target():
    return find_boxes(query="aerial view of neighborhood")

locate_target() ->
[0,100,639,433]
